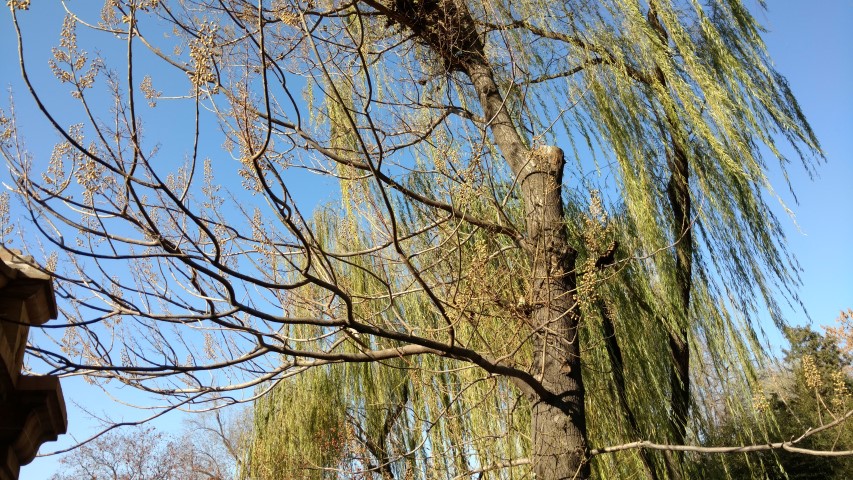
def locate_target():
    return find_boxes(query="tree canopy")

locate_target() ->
[1,0,846,478]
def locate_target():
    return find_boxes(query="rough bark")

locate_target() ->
[521,146,588,479]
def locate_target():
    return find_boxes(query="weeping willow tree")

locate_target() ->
[1,0,840,478]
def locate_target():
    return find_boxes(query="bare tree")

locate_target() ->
[50,419,243,480]
[1,0,847,478]
[184,406,251,478]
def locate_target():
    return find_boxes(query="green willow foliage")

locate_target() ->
[1,0,833,478]
[242,0,823,477]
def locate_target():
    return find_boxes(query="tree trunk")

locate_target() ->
[666,137,692,457]
[467,60,588,478]
[521,146,589,479]
[377,0,591,473]
[647,3,693,453]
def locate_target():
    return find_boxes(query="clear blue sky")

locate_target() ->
[757,1,853,330]
[1,2,850,479]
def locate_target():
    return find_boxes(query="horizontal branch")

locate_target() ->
[590,408,853,457]
[478,409,853,474]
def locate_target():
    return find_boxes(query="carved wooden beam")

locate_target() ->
[0,248,66,480]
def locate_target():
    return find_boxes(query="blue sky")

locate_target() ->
[1,2,850,478]
[756,1,853,331]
